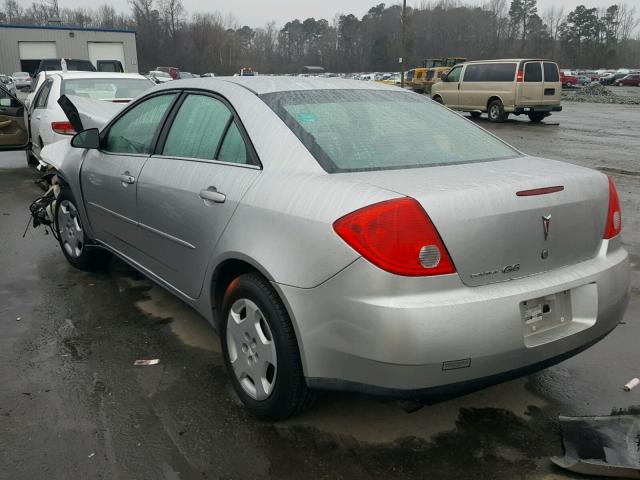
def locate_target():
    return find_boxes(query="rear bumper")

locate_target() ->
[512,105,562,114]
[277,238,630,394]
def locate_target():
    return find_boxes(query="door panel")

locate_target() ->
[438,66,462,107]
[81,150,147,257]
[136,158,259,298]
[517,61,543,107]
[0,86,28,150]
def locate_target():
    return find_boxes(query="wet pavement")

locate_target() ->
[1,101,639,479]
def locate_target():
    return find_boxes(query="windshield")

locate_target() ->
[261,89,519,173]
[62,78,153,99]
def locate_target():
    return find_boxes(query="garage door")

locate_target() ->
[18,42,57,59]
[87,42,125,70]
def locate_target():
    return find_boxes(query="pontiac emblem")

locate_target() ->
[542,214,551,240]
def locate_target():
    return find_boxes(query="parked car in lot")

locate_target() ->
[615,74,640,87]
[576,74,592,86]
[148,70,172,84]
[0,77,630,420]
[431,59,562,123]
[25,72,154,166]
[600,73,627,85]
[11,72,32,91]
[35,58,96,76]
[156,66,180,79]
[559,70,578,87]
[0,74,17,95]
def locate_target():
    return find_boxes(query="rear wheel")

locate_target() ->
[488,99,507,123]
[528,112,547,123]
[565,81,573,87]
[54,189,112,270]
[221,272,314,421]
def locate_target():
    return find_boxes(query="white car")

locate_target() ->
[27,72,155,166]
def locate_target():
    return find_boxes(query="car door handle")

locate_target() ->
[199,187,226,203]
[35,115,41,120]
[120,172,136,185]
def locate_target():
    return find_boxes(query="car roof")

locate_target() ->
[159,76,398,95]
[46,72,150,80]
[463,59,551,64]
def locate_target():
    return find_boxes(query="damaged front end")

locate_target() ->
[26,172,65,237]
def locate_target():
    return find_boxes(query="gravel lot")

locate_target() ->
[1,101,638,479]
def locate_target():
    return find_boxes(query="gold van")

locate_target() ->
[431,59,562,123]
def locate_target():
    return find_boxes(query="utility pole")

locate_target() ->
[400,0,407,88]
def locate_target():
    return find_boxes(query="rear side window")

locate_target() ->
[463,63,517,82]
[218,123,248,164]
[544,63,559,82]
[162,94,232,160]
[524,62,542,82]
[104,93,176,154]
[34,79,53,109]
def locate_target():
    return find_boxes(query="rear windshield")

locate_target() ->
[62,78,153,99]
[41,60,96,72]
[261,89,519,173]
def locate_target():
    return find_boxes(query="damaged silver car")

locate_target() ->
[7,77,630,421]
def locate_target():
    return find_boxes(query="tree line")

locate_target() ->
[2,0,639,74]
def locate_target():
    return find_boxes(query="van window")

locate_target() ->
[447,66,462,82]
[524,62,542,82]
[543,62,560,82]
[463,63,517,82]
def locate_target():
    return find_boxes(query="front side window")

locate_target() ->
[162,94,232,160]
[0,86,20,107]
[447,66,462,82]
[524,62,542,82]
[104,93,176,154]
[262,89,519,173]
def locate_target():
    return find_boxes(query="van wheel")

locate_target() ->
[54,189,112,271]
[528,112,547,123]
[469,111,481,118]
[488,99,507,123]
[432,96,443,104]
[565,81,573,87]
[221,272,315,421]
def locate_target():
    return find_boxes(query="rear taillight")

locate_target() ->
[333,198,456,276]
[516,69,524,82]
[51,121,75,135]
[604,176,622,239]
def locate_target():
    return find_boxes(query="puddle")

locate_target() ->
[119,277,220,353]
[283,377,547,443]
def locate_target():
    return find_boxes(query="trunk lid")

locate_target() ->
[347,157,609,286]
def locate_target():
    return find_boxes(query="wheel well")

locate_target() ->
[487,96,502,110]
[211,259,259,325]
[432,94,442,101]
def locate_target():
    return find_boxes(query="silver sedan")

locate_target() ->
[29,77,631,420]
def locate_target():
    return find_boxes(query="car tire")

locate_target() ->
[528,112,546,123]
[565,81,573,87]
[54,189,112,271]
[469,111,481,118]
[26,147,38,167]
[432,96,444,104]
[488,99,507,123]
[616,82,622,87]
[220,272,315,421]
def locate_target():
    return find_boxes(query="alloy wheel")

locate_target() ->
[226,298,277,400]
[57,200,84,258]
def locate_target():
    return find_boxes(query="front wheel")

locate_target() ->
[488,99,507,123]
[432,95,444,104]
[221,273,315,421]
[55,189,112,270]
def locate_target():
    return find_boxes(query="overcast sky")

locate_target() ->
[61,0,625,27]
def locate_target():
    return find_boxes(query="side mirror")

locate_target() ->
[71,128,100,149]
[440,74,448,82]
